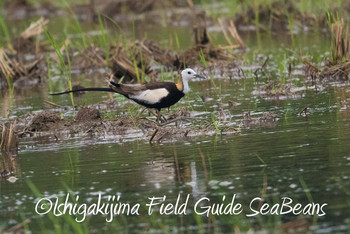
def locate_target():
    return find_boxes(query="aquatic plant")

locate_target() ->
[0,15,10,47]
[46,56,54,93]
[26,180,90,233]
[97,13,110,68]
[286,11,295,47]
[60,0,88,49]
[330,18,350,65]
[0,49,15,94]
[0,121,17,152]
[45,30,75,107]
[299,176,319,226]
[199,48,208,68]
[211,112,220,133]
[200,0,350,31]
[174,32,180,50]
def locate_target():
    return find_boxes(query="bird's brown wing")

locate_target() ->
[109,81,175,96]
[108,82,143,96]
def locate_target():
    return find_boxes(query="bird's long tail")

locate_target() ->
[50,87,115,95]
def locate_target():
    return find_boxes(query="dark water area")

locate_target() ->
[2,100,350,232]
[1,13,350,233]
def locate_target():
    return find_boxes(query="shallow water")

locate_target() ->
[1,14,350,233]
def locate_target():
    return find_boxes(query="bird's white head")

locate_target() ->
[181,68,205,82]
[179,68,205,94]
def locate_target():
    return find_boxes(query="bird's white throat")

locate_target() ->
[182,79,190,94]
[176,74,190,94]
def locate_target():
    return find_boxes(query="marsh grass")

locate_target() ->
[200,0,349,31]
[132,19,136,43]
[199,49,208,68]
[97,13,110,68]
[21,175,295,233]
[0,121,17,152]
[131,20,147,83]
[127,104,142,121]
[211,112,220,133]
[46,56,54,94]
[299,176,319,226]
[100,14,127,42]
[25,180,205,233]
[0,15,11,47]
[174,32,180,50]
[45,30,75,107]
[208,69,219,96]
[287,12,295,47]
[60,0,88,49]
[26,179,90,234]
[0,49,15,95]
[330,18,350,65]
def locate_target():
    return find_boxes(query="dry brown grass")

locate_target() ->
[0,121,18,152]
[331,19,350,65]
[0,49,25,80]
[218,18,246,49]
[20,17,48,39]
[304,19,350,81]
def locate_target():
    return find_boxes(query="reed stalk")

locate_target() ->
[331,18,350,65]
[0,121,18,152]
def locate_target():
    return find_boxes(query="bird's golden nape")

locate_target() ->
[175,73,183,92]
[49,68,205,123]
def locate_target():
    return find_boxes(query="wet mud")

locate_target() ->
[0,100,280,150]
[14,108,217,143]
[240,112,278,128]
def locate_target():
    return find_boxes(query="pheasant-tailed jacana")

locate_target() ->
[50,68,205,122]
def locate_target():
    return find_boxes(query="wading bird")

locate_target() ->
[50,68,205,122]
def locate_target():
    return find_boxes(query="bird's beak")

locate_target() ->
[194,74,206,79]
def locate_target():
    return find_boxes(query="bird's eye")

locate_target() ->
[187,71,191,74]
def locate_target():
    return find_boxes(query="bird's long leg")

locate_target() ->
[146,109,158,119]
[161,114,167,123]
[138,108,157,122]
[145,109,166,123]
[156,110,161,123]
[137,107,147,117]
[149,128,159,144]
[157,110,168,123]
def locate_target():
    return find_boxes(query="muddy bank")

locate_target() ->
[240,112,278,128]
[16,108,216,143]
[304,59,350,83]
[254,80,307,101]
[304,19,350,84]
[8,106,278,145]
